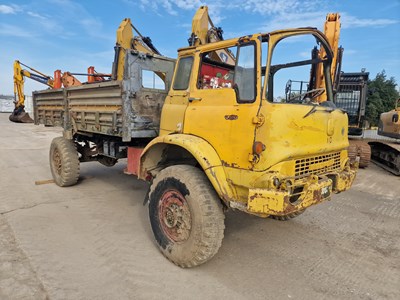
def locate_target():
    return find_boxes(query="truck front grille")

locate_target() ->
[295,152,341,177]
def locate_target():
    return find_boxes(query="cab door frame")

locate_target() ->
[184,36,262,170]
[159,55,194,135]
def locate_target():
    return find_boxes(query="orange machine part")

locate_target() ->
[61,72,82,87]
[53,70,62,88]
[88,66,95,83]
[88,66,111,83]
[125,147,144,176]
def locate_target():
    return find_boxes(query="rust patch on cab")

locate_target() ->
[224,114,238,121]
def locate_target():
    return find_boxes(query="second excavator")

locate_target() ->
[11,60,58,123]
[369,98,400,175]
[11,60,111,124]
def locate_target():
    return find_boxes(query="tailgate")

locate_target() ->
[33,88,64,127]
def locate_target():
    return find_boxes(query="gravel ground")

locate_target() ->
[1,113,399,300]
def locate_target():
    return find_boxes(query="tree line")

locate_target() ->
[365,71,399,127]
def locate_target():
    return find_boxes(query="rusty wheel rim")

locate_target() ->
[158,189,191,243]
[52,148,62,175]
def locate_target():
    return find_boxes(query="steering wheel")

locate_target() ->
[287,88,325,103]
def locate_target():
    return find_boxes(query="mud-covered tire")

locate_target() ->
[49,137,80,187]
[148,165,225,268]
[269,209,306,221]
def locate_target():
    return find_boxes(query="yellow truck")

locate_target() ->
[33,9,357,267]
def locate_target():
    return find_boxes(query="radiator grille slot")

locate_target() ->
[295,152,341,177]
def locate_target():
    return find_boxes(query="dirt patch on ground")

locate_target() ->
[0,216,48,300]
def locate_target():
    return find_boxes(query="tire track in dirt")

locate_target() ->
[0,215,48,300]
[69,171,234,299]
[371,199,400,219]
[75,187,176,299]
[297,192,400,300]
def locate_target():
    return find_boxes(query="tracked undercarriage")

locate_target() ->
[369,141,400,176]
[348,139,371,168]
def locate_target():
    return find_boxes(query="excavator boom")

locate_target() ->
[188,6,235,65]
[313,13,341,102]
[114,18,164,81]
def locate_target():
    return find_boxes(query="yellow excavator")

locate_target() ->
[315,13,398,174]
[308,13,372,167]
[11,60,56,123]
[369,99,400,175]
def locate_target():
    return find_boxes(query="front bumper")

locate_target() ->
[331,165,357,193]
[247,166,357,217]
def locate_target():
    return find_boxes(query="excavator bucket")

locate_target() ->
[9,108,34,123]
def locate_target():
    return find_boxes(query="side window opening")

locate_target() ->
[197,43,256,103]
[234,44,256,102]
[173,56,194,90]
[198,47,236,90]
[142,69,166,90]
[261,40,269,91]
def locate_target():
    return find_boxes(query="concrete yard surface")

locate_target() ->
[0,113,399,300]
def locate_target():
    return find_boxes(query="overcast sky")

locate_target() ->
[0,0,399,95]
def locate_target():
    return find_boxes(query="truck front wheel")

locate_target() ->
[49,137,80,187]
[148,165,225,268]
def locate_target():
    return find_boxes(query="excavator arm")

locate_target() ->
[311,13,342,103]
[113,9,232,82]
[11,60,54,123]
[189,6,235,65]
[315,14,373,169]
[114,18,164,81]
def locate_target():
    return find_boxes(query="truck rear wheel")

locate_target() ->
[49,137,80,187]
[148,165,225,268]
[270,209,306,221]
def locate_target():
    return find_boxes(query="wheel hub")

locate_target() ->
[158,189,191,243]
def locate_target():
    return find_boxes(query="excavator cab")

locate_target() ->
[369,100,400,175]
[378,98,400,139]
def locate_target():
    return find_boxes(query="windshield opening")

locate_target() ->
[265,34,332,104]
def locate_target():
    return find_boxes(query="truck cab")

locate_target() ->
[141,28,357,219]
